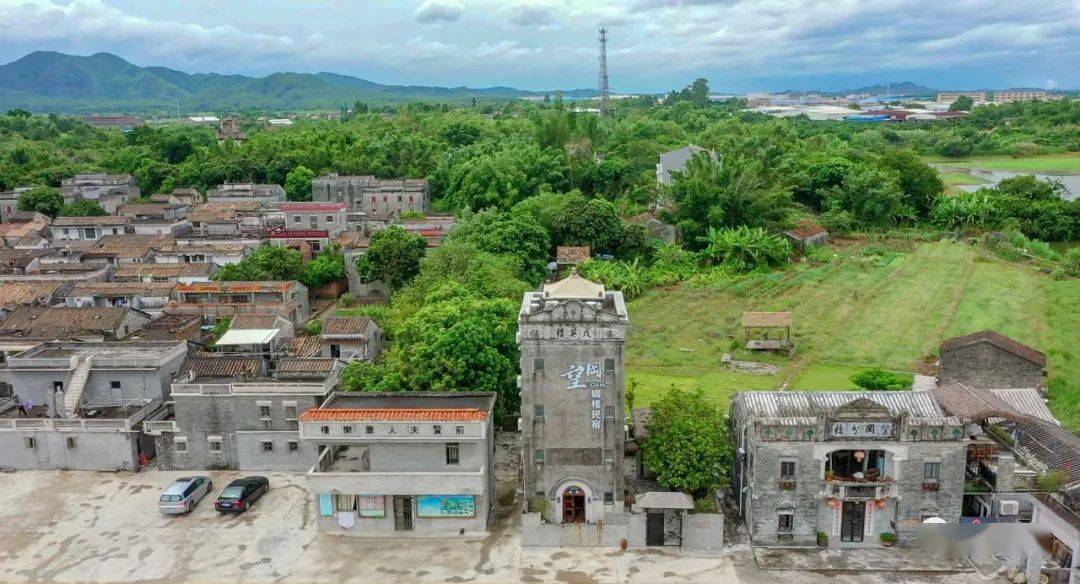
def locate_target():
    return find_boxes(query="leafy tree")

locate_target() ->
[850,368,913,391]
[214,244,305,282]
[668,154,793,247]
[17,186,64,217]
[447,209,551,284]
[877,149,943,218]
[284,165,315,201]
[823,164,913,227]
[550,197,623,253]
[642,386,732,495]
[301,248,346,289]
[58,199,107,217]
[209,317,232,343]
[355,226,428,290]
[948,95,975,112]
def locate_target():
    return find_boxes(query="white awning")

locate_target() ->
[216,328,279,346]
[635,492,694,510]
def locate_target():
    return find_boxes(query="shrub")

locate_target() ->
[693,497,718,513]
[304,319,323,336]
[1037,470,1068,493]
[1062,248,1080,277]
[850,367,913,391]
[697,226,792,273]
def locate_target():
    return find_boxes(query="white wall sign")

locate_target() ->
[560,361,606,429]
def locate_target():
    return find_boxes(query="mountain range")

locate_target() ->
[0,51,599,114]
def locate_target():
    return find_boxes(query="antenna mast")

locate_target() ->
[598,27,611,116]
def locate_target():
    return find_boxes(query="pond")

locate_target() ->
[948,168,1080,200]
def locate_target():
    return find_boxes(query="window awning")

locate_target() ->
[216,328,279,346]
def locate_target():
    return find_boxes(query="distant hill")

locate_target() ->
[843,81,938,96]
[0,51,598,114]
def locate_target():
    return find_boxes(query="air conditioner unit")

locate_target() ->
[999,500,1020,516]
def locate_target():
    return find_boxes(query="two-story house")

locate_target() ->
[0,340,187,470]
[301,391,496,536]
[151,354,338,471]
[267,202,347,255]
[320,316,383,361]
[51,216,130,242]
[63,282,177,318]
[118,203,191,236]
[60,174,140,214]
[206,183,286,205]
[166,281,310,330]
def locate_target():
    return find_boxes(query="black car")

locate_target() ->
[214,476,269,513]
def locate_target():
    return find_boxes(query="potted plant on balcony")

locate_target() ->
[825,471,836,481]
[817,531,828,547]
[880,532,896,547]
[922,481,940,492]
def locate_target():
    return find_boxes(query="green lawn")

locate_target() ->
[939,171,990,186]
[625,240,1080,431]
[924,152,1080,173]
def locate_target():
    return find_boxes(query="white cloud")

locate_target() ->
[414,0,464,24]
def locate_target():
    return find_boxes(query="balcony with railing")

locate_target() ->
[0,398,163,433]
[821,449,897,499]
[306,444,486,495]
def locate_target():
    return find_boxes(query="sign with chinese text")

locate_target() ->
[828,421,893,439]
[417,495,476,518]
[358,495,385,518]
[560,361,607,429]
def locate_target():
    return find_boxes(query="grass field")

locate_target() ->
[924,152,1080,173]
[625,239,1080,432]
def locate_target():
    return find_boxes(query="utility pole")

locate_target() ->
[598,27,611,117]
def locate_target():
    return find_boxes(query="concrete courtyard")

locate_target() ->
[0,468,1010,583]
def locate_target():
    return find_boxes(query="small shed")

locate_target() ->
[741,311,793,352]
[782,220,828,251]
[556,246,591,267]
[635,492,694,547]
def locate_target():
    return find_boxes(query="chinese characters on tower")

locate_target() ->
[561,361,608,429]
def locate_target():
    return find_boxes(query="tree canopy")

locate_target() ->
[355,226,428,290]
[642,386,732,495]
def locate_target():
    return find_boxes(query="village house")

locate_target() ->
[206,183,286,205]
[0,249,52,278]
[519,272,629,526]
[150,188,202,207]
[0,188,28,222]
[111,262,215,284]
[118,203,191,236]
[312,174,429,217]
[152,239,253,266]
[0,340,187,470]
[268,202,348,254]
[0,306,151,342]
[939,330,1046,391]
[320,316,383,361]
[656,145,717,186]
[187,202,269,238]
[51,216,130,242]
[166,281,310,329]
[0,210,50,238]
[730,391,966,548]
[300,391,497,536]
[132,314,203,343]
[226,313,295,340]
[151,354,339,471]
[60,173,140,214]
[63,282,176,318]
[65,234,173,266]
[555,246,591,275]
[0,282,65,317]
[218,118,246,143]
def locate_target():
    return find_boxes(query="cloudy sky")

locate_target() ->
[0,0,1077,92]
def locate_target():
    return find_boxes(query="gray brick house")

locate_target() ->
[519,272,629,525]
[151,354,338,471]
[939,330,1046,391]
[730,392,966,547]
[312,174,429,217]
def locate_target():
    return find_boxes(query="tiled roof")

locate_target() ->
[556,246,591,264]
[0,306,133,337]
[178,355,262,379]
[1012,418,1080,486]
[731,391,946,421]
[300,408,488,422]
[941,330,1046,367]
[991,388,1056,424]
[67,282,176,297]
[335,231,371,250]
[230,314,286,330]
[742,311,793,328]
[68,234,174,258]
[188,202,261,222]
[284,336,323,357]
[178,281,300,294]
[785,220,828,239]
[322,316,373,338]
[275,358,336,375]
[52,216,130,227]
[0,282,63,311]
[112,263,214,279]
[143,313,201,332]
[932,383,1023,422]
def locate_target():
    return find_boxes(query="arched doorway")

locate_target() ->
[562,485,587,524]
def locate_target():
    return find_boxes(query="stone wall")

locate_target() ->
[939,342,1043,389]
